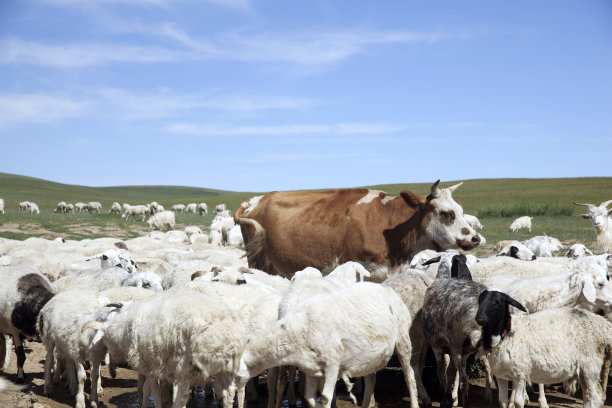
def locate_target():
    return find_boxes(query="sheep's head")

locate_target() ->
[573,200,612,232]
[475,290,526,351]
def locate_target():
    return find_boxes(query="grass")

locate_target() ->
[0,173,610,256]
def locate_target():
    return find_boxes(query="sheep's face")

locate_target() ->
[497,242,536,261]
[583,206,612,232]
[476,290,526,351]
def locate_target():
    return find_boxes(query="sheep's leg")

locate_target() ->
[286,366,298,406]
[537,384,549,408]
[67,359,78,396]
[600,352,611,404]
[13,335,26,383]
[0,335,10,370]
[89,360,102,407]
[513,380,527,408]
[246,377,259,402]
[171,383,190,408]
[74,360,87,408]
[580,366,603,408]
[497,379,509,408]
[52,355,62,384]
[150,379,163,408]
[454,353,469,408]
[320,366,339,408]
[360,373,376,408]
[414,340,432,406]
[303,375,319,408]
[236,381,246,408]
[274,366,288,408]
[139,375,151,408]
[480,355,494,403]
[432,348,453,408]
[395,337,419,408]
[43,346,54,396]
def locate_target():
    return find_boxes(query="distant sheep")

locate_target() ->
[146,211,176,231]
[86,201,102,213]
[170,204,185,212]
[215,203,227,214]
[509,216,532,232]
[122,205,150,222]
[185,203,197,213]
[109,202,122,214]
[28,202,40,214]
[197,202,208,215]
[54,201,67,213]
[0,198,4,214]
[18,201,30,211]
[75,202,86,212]
[64,203,74,213]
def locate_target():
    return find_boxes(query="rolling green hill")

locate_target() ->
[0,172,610,256]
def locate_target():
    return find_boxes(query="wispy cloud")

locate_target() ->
[164,122,410,136]
[0,26,444,69]
[0,93,87,127]
[38,0,250,12]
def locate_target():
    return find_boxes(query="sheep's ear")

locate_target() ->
[478,290,489,305]
[102,254,109,261]
[582,276,597,304]
[422,256,441,266]
[509,246,519,258]
[505,294,527,312]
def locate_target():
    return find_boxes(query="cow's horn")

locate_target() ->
[447,181,463,193]
[430,180,441,197]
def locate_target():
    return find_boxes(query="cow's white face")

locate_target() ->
[424,187,481,251]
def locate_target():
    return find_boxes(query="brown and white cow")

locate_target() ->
[235,180,481,281]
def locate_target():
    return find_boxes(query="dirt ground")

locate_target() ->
[1,339,608,408]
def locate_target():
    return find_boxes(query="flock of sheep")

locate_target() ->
[0,195,611,408]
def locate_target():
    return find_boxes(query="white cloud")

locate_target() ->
[164,122,409,136]
[38,0,250,12]
[0,26,443,69]
[0,93,86,127]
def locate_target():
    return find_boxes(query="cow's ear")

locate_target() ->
[400,191,424,208]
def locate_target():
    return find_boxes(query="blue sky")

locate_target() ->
[1,0,611,192]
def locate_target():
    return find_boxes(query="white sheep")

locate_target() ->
[480,262,612,406]
[51,267,160,293]
[148,201,160,214]
[478,307,612,408]
[122,205,150,222]
[210,215,235,246]
[237,282,419,408]
[109,202,122,214]
[184,203,196,213]
[28,202,40,214]
[215,203,227,214]
[573,200,612,253]
[75,202,86,212]
[86,249,137,272]
[566,243,594,258]
[54,201,67,213]
[497,240,536,260]
[18,201,30,211]
[37,289,112,408]
[0,198,4,214]
[383,268,435,406]
[226,225,244,247]
[184,225,203,237]
[197,202,208,215]
[463,214,483,230]
[146,211,176,231]
[86,202,102,213]
[509,216,533,232]
[65,203,75,213]
[83,292,248,408]
[170,204,185,212]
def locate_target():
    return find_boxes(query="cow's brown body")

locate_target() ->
[236,182,480,279]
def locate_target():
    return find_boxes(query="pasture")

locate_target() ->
[1,172,610,257]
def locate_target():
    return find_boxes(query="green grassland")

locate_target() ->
[1,172,610,257]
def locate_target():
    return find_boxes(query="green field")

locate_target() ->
[0,172,610,256]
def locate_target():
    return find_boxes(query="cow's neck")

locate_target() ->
[383,206,429,265]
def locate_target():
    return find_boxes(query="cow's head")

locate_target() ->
[402,180,481,252]
[573,200,612,233]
